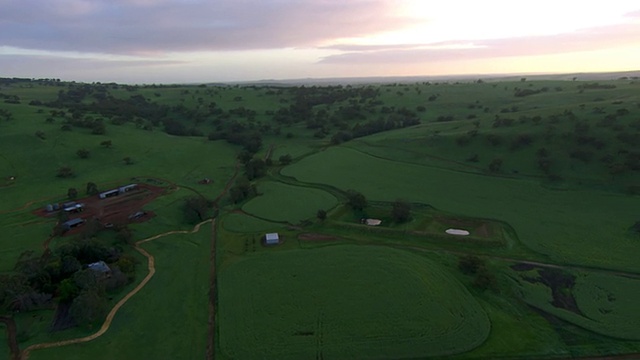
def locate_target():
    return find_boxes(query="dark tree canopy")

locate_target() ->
[391,200,411,223]
[346,190,367,211]
[245,158,267,180]
[86,182,99,195]
[183,196,213,223]
[458,255,484,275]
[76,148,90,159]
[57,166,74,178]
[67,188,78,199]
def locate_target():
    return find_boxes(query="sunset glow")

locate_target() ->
[1,0,639,83]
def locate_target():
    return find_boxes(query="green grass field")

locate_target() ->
[282,146,640,271]
[218,244,490,359]
[242,181,338,223]
[1,77,639,360]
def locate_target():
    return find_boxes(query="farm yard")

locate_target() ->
[0,75,639,359]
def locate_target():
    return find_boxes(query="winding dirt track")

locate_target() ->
[20,219,212,360]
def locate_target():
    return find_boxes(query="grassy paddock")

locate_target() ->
[242,181,338,223]
[218,244,490,359]
[283,146,640,271]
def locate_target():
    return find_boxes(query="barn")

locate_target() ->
[99,189,119,199]
[118,184,138,194]
[264,233,280,245]
[62,218,84,230]
[63,203,84,213]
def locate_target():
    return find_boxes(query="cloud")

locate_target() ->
[319,22,640,64]
[0,53,184,82]
[0,0,413,55]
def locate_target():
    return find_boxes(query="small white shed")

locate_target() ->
[265,233,280,245]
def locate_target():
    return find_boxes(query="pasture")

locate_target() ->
[282,146,640,271]
[218,245,490,359]
[242,181,338,223]
[1,76,639,360]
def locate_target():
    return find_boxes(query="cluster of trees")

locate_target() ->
[0,108,13,121]
[0,238,138,328]
[331,116,420,145]
[345,191,412,223]
[183,196,214,223]
[229,178,258,204]
[458,255,498,291]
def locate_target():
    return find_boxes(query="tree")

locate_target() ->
[458,255,484,275]
[317,209,327,221]
[76,148,90,159]
[229,177,257,204]
[35,130,46,140]
[346,190,367,211]
[86,182,99,195]
[69,289,108,327]
[237,150,253,164]
[245,158,266,180]
[279,154,292,165]
[123,157,133,165]
[473,267,498,291]
[57,166,74,178]
[391,199,411,223]
[488,158,503,173]
[183,196,212,223]
[58,278,79,303]
[100,140,112,148]
[67,188,78,199]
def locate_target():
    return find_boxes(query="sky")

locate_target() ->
[1,0,640,83]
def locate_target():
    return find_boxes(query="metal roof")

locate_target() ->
[64,218,84,226]
[87,261,111,273]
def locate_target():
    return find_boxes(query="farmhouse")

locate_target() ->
[87,260,111,278]
[61,217,84,230]
[264,232,280,245]
[87,260,111,273]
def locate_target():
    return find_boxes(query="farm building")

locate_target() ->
[99,184,138,199]
[63,203,84,213]
[118,184,137,194]
[87,260,111,274]
[61,218,84,230]
[264,233,280,245]
[99,189,119,199]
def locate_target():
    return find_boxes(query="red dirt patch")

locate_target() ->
[33,183,166,235]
